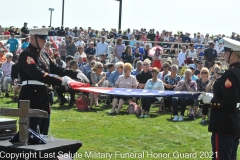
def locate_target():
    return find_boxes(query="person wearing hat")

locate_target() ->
[21,22,29,38]
[208,37,240,160]
[18,28,89,135]
[194,60,203,76]
[0,48,6,63]
[203,41,218,68]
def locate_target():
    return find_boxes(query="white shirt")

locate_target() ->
[215,45,224,55]
[75,40,85,47]
[126,33,132,40]
[187,49,197,59]
[178,52,186,67]
[96,42,108,57]
[74,52,87,62]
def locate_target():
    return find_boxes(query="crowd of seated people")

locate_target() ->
[1,25,233,123]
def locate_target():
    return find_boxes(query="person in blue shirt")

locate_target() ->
[132,41,144,60]
[106,63,115,80]
[4,33,19,53]
[131,60,143,76]
[194,40,203,49]
[182,32,191,43]
[21,37,30,50]
[108,62,124,87]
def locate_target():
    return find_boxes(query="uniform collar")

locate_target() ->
[229,62,240,69]
[27,44,41,54]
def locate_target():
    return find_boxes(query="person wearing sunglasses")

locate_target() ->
[208,38,240,160]
[196,67,210,123]
[18,28,89,136]
[89,62,106,110]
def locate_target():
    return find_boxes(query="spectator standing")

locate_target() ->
[177,47,186,68]
[20,22,29,38]
[96,36,108,57]
[122,32,129,46]
[58,26,66,36]
[114,38,125,63]
[66,36,76,56]
[204,41,218,68]
[4,33,19,54]
[75,36,85,48]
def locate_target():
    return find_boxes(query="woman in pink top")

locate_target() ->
[110,63,138,115]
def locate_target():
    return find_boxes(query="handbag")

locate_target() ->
[76,96,89,111]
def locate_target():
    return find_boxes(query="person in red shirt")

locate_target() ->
[4,28,10,35]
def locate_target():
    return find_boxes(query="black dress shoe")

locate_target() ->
[5,93,9,97]
[68,101,75,107]
[60,99,68,106]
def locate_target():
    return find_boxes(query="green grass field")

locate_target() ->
[0,94,239,160]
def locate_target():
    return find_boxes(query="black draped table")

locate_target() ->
[0,138,82,160]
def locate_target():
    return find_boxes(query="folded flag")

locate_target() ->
[9,128,47,145]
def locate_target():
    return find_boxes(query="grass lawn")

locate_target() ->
[0,94,239,160]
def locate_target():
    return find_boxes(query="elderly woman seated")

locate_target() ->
[109,63,138,115]
[1,52,14,97]
[140,67,164,118]
[172,69,197,122]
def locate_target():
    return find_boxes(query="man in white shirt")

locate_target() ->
[75,36,85,47]
[178,46,187,68]
[96,36,108,57]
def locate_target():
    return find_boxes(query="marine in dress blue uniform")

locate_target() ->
[209,37,240,160]
[18,28,88,135]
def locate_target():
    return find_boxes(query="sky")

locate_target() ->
[1,0,240,36]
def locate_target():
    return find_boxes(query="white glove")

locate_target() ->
[62,76,74,85]
[77,72,89,83]
[202,93,213,104]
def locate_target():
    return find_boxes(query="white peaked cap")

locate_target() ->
[29,28,51,35]
[223,37,240,51]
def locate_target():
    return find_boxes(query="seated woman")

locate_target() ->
[110,63,138,114]
[196,67,210,123]
[163,64,181,110]
[121,45,134,64]
[158,62,171,81]
[1,52,14,97]
[172,69,197,122]
[140,67,164,118]
[89,62,106,110]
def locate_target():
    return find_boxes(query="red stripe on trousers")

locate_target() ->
[215,133,219,160]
